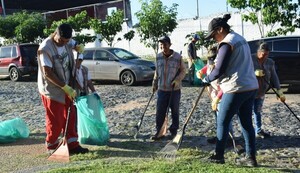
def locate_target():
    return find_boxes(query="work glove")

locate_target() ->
[75,44,85,53]
[211,97,221,111]
[196,70,203,79]
[171,79,180,88]
[93,92,100,100]
[255,69,265,77]
[276,89,286,102]
[61,85,77,100]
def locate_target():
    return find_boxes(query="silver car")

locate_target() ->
[82,47,155,86]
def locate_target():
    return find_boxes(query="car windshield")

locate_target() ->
[109,48,139,60]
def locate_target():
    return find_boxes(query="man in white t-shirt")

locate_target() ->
[37,23,89,155]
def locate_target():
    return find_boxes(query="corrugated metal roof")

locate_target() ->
[3,0,119,11]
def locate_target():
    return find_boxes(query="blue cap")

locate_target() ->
[193,34,200,40]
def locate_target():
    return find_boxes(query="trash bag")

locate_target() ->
[76,94,110,145]
[0,118,30,143]
[194,58,205,86]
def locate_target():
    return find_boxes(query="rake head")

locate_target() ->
[158,143,178,162]
[132,125,139,139]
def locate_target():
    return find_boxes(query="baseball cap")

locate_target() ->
[258,42,270,52]
[158,35,171,44]
[193,34,200,40]
[204,14,231,40]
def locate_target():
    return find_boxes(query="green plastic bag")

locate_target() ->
[194,58,205,86]
[76,94,110,145]
[0,118,30,143]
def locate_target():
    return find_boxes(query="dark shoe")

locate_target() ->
[69,145,89,155]
[150,134,165,141]
[256,130,270,139]
[207,154,225,164]
[236,155,258,167]
[207,136,217,144]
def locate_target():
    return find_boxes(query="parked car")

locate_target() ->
[0,43,39,81]
[81,47,155,86]
[248,36,300,85]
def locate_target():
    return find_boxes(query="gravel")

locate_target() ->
[0,78,300,172]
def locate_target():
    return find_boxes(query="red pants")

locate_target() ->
[41,94,79,150]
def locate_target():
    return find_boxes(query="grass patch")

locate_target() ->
[44,148,283,173]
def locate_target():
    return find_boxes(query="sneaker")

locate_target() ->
[207,154,225,164]
[235,155,258,167]
[69,145,89,155]
[207,136,217,144]
[256,130,270,139]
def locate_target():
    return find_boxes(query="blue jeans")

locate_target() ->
[215,89,257,157]
[253,97,265,134]
[156,89,181,134]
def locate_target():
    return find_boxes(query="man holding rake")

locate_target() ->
[151,36,186,141]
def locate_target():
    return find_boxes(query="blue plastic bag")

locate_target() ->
[76,94,110,145]
[194,58,205,86]
[0,118,30,143]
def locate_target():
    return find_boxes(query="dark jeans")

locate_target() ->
[156,89,181,134]
[215,89,257,157]
[188,64,195,84]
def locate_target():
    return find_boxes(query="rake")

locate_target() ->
[133,92,155,139]
[159,86,206,160]
[262,77,300,123]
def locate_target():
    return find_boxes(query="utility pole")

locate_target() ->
[1,0,6,17]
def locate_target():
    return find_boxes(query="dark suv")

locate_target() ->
[0,43,39,81]
[248,36,300,85]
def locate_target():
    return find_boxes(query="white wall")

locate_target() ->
[85,11,300,58]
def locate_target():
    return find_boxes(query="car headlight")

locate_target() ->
[138,65,153,71]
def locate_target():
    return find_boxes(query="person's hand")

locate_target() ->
[171,79,180,88]
[255,69,265,77]
[196,70,203,79]
[61,85,77,100]
[276,89,286,102]
[75,44,84,53]
[201,78,210,87]
[152,84,158,93]
[93,92,100,100]
[211,97,221,111]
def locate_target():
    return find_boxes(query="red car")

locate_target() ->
[0,43,39,81]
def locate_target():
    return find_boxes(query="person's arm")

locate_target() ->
[187,42,193,59]
[204,43,232,82]
[269,61,281,90]
[175,58,187,82]
[43,66,65,88]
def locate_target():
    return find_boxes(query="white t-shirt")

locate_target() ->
[40,45,71,84]
[76,65,91,88]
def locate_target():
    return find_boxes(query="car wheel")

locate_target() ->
[9,67,21,82]
[120,70,135,86]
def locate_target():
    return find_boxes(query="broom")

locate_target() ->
[159,86,206,160]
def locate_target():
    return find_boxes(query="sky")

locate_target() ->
[130,0,235,24]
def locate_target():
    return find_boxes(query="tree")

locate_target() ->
[0,11,46,44]
[135,0,178,55]
[228,0,300,37]
[44,11,96,45]
[89,10,124,47]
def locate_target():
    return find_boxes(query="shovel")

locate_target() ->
[47,104,72,162]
